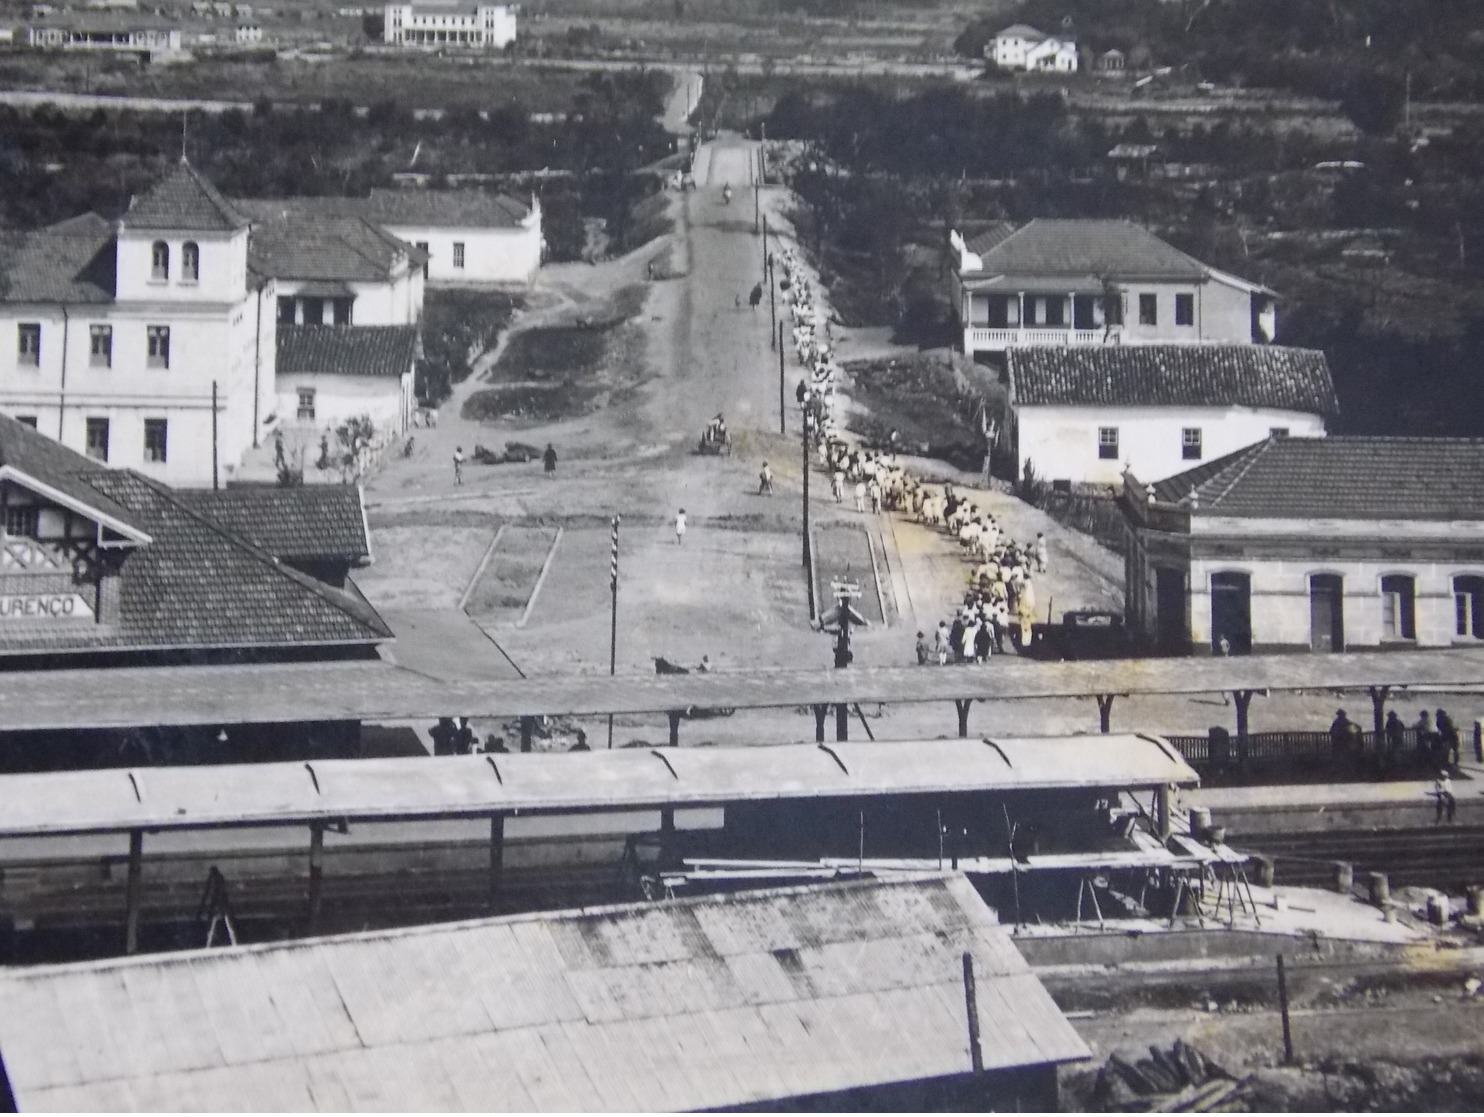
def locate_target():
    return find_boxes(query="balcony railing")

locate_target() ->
[966,327,1121,350]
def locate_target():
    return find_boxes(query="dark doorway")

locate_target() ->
[1155,566,1187,654]
[1309,573,1344,653]
[1209,571,1251,655]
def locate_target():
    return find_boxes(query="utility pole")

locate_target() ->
[211,380,219,491]
[802,408,814,618]
[778,319,786,435]
[768,250,777,348]
[608,514,620,749]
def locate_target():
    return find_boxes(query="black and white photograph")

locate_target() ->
[0,0,1482,1109]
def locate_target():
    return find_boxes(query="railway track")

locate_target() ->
[1238,825,1484,892]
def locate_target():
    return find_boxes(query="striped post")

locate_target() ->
[608,514,620,749]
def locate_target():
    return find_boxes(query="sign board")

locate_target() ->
[0,593,94,621]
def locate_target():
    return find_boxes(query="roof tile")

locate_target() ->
[1008,345,1338,414]
[1148,436,1484,520]
[175,485,371,560]
[122,160,247,232]
[969,218,1209,280]
[277,325,419,379]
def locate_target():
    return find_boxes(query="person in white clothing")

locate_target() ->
[675,508,687,545]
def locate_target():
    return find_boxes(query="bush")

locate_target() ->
[416,290,519,406]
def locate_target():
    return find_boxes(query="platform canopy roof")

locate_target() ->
[2,648,1483,733]
[0,735,1196,837]
[0,875,1090,1112]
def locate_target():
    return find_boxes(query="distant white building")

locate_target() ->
[233,21,261,42]
[990,23,1077,73]
[382,0,515,48]
[26,19,183,59]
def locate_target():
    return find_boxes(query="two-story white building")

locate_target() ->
[950,220,1277,360]
[1121,437,1484,656]
[0,162,276,487]
[1005,345,1335,487]
[989,24,1077,72]
[382,0,515,48]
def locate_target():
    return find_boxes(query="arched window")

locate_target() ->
[1454,575,1484,639]
[181,241,200,282]
[1380,574,1416,640]
[151,241,170,281]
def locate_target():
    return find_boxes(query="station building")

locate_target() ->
[1121,435,1484,655]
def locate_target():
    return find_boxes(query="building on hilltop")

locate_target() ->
[0,411,388,673]
[382,0,516,49]
[949,218,1278,359]
[236,189,541,286]
[25,16,183,60]
[1005,344,1335,486]
[989,23,1077,72]
[1120,436,1484,656]
[0,162,277,486]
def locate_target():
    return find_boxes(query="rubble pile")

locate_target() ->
[1090,1040,1246,1112]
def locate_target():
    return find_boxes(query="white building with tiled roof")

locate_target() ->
[0,161,277,486]
[1122,436,1484,656]
[1005,344,1334,486]
[949,219,1277,358]
[275,324,418,437]
[238,189,543,285]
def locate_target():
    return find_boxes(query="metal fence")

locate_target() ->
[1166,727,1457,771]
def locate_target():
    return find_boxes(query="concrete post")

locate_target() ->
[1252,854,1276,888]
[1367,871,1390,908]
[1332,861,1354,894]
[488,814,505,909]
[124,829,143,956]
[1155,785,1172,840]
[308,823,325,934]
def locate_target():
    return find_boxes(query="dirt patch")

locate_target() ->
[463,283,653,424]
[464,525,561,626]
[355,524,497,610]
[843,353,1001,473]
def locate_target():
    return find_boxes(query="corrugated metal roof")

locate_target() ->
[2,648,1483,732]
[0,876,1090,1112]
[0,736,1196,837]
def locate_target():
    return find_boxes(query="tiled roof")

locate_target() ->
[236,189,531,229]
[969,219,1210,280]
[42,212,113,236]
[1149,436,1484,521]
[0,415,389,657]
[0,226,115,304]
[121,159,247,232]
[245,212,419,282]
[1008,345,1338,414]
[176,485,371,561]
[0,413,138,532]
[965,221,1017,257]
[277,325,419,379]
[997,23,1046,39]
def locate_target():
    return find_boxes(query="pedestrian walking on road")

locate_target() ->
[1034,532,1048,573]
[675,508,687,545]
[869,479,882,514]
[543,443,558,475]
[934,620,950,666]
[1435,770,1457,824]
[831,470,844,503]
[853,481,866,513]
[758,461,774,496]
[273,428,286,471]
[453,446,465,485]
[915,631,931,666]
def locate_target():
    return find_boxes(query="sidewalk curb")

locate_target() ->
[518,526,564,629]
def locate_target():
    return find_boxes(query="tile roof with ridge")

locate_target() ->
[1008,345,1338,414]
[244,212,422,282]
[0,415,389,658]
[1147,436,1484,521]
[277,324,420,379]
[120,159,247,232]
[0,225,116,304]
[967,218,1211,281]
[175,484,371,562]
[235,189,532,228]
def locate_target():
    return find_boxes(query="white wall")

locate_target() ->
[1188,552,1484,652]
[273,270,422,326]
[0,290,264,485]
[115,228,248,305]
[277,370,413,437]
[386,221,540,285]
[1015,404,1325,485]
